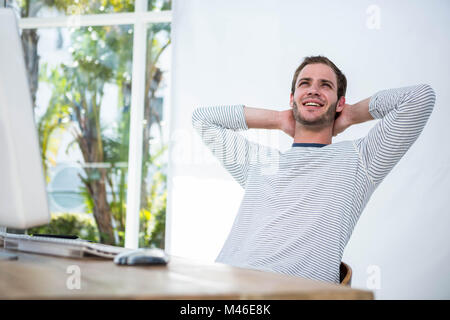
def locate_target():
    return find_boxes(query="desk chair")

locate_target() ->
[340,262,352,286]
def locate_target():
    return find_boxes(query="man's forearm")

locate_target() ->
[243,100,375,134]
[243,106,280,130]
[349,97,374,125]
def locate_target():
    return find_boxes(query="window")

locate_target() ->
[6,0,171,248]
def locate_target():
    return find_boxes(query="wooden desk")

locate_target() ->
[0,249,373,300]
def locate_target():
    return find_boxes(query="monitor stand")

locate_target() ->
[0,226,18,260]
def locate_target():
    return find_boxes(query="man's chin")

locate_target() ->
[295,112,334,128]
[297,120,330,129]
[293,102,336,128]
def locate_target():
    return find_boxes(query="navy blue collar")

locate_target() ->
[292,143,327,148]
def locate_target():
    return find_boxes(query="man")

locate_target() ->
[192,56,436,283]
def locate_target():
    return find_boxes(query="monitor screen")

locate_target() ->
[0,8,50,229]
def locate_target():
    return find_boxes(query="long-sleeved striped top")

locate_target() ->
[192,85,436,283]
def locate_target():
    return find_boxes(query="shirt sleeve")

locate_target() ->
[192,105,276,189]
[354,84,436,186]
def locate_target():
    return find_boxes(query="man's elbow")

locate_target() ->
[191,107,204,129]
[420,84,436,107]
[409,84,436,114]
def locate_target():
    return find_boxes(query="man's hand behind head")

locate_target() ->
[278,109,296,138]
[332,103,353,137]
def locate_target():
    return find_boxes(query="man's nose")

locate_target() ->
[307,85,320,95]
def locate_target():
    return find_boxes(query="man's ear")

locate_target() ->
[336,96,345,112]
[289,93,294,108]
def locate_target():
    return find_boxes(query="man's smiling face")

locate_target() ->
[290,63,343,128]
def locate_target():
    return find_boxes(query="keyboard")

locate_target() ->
[0,232,132,259]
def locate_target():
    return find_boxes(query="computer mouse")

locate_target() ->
[114,248,169,266]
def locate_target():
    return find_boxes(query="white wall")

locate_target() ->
[167,0,450,299]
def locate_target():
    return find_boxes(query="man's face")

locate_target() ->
[290,63,342,128]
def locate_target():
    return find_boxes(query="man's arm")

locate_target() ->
[243,106,280,130]
[244,106,296,137]
[349,84,436,186]
[347,97,374,125]
[192,105,278,188]
[333,98,374,137]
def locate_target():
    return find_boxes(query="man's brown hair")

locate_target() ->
[291,55,347,100]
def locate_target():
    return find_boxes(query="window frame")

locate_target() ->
[17,0,172,249]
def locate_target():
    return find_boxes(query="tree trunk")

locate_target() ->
[21,29,39,108]
[90,173,115,245]
[77,99,115,245]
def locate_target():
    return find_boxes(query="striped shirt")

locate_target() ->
[192,84,436,283]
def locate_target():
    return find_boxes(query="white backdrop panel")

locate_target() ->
[167,0,450,299]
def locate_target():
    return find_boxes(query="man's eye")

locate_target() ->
[322,83,331,88]
[299,82,308,86]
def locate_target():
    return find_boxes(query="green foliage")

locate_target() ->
[37,63,73,180]
[17,0,171,18]
[27,213,100,242]
[139,152,167,248]
[43,0,135,15]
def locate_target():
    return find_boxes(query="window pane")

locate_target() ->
[25,25,134,245]
[148,0,172,11]
[6,0,171,18]
[139,22,171,249]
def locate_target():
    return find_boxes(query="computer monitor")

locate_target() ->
[0,8,50,230]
